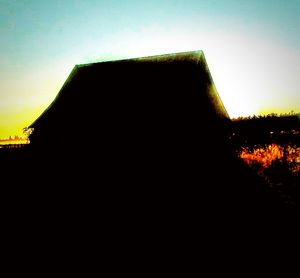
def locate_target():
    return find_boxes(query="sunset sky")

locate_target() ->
[1,0,300,138]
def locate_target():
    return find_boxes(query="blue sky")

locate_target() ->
[1,0,300,137]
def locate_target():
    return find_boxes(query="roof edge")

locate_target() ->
[77,50,203,68]
[29,65,80,128]
[199,52,229,119]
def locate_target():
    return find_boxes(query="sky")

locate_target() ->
[0,0,300,138]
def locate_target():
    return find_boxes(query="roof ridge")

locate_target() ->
[77,50,203,68]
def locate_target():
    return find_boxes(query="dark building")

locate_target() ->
[26,50,289,217]
[29,50,229,146]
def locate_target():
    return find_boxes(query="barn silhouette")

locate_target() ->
[30,50,229,146]
[23,50,289,220]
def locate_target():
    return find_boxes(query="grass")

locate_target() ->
[237,143,299,206]
[231,113,300,207]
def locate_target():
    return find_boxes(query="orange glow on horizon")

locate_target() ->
[0,137,29,145]
[240,144,300,173]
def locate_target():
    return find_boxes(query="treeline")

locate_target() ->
[229,112,300,147]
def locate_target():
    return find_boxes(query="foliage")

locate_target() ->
[231,113,300,207]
